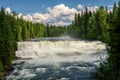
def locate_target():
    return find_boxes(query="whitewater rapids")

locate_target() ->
[5,37,107,80]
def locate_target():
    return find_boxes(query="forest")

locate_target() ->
[0,1,120,80]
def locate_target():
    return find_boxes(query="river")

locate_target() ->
[5,37,107,80]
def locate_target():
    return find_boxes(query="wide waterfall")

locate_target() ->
[5,37,107,80]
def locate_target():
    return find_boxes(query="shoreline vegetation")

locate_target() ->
[0,0,120,79]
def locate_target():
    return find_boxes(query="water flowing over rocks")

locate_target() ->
[5,37,107,80]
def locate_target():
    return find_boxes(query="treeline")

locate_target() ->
[68,2,120,79]
[67,6,109,42]
[95,2,120,80]
[0,0,120,79]
[46,24,67,37]
[0,7,66,76]
[0,7,45,73]
[68,1,120,80]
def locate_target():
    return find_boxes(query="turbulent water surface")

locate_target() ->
[6,37,107,80]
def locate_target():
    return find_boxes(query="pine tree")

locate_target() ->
[0,7,14,70]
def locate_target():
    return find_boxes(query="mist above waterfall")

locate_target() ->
[6,38,107,80]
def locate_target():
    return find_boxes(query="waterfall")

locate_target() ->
[6,38,108,80]
[16,40,106,59]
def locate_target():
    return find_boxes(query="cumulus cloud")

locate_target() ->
[4,4,104,26]
[33,13,48,22]
[5,7,11,14]
[77,4,83,9]
[18,4,99,25]
[31,4,78,25]
[23,15,33,21]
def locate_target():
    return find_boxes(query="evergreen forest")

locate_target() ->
[0,1,120,79]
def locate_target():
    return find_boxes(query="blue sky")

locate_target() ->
[0,0,119,25]
[0,0,119,14]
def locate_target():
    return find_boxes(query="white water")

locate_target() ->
[6,38,107,80]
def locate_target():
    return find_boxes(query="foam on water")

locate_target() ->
[5,38,107,80]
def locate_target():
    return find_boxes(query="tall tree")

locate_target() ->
[0,7,14,70]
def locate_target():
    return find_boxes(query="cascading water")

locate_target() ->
[5,37,107,80]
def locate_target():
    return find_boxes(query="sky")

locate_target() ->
[0,0,119,25]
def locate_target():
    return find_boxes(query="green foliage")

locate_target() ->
[0,7,39,74]
[0,61,4,71]
[0,7,14,70]
[94,1,120,80]
[0,7,66,74]
[67,1,120,79]
[68,6,109,41]
[0,1,120,79]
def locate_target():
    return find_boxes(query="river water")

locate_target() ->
[5,37,107,80]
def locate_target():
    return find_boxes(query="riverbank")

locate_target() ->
[0,66,14,80]
[5,40,107,80]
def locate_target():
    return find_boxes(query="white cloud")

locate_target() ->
[5,4,104,26]
[5,7,11,14]
[87,6,99,12]
[23,15,33,21]
[33,13,49,23]
[31,4,78,25]
[46,7,52,12]
[53,21,70,26]
[77,4,83,9]
[4,5,78,25]
[107,9,113,13]
[17,13,22,18]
